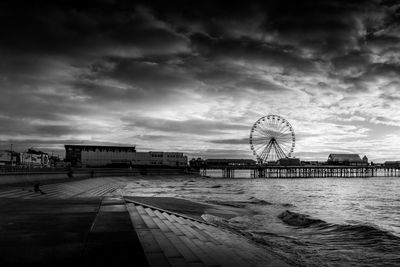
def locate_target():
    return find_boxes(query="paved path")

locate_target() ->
[0,196,148,267]
[0,177,292,267]
[0,177,131,199]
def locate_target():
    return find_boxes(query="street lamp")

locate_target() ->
[10,144,13,167]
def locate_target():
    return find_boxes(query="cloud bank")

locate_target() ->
[0,0,399,161]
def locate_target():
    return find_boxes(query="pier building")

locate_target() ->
[384,161,400,167]
[205,159,256,167]
[327,154,368,166]
[277,157,301,166]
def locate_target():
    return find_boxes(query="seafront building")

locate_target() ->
[64,144,188,167]
[0,150,17,166]
[19,149,50,167]
[327,154,368,166]
[0,149,50,167]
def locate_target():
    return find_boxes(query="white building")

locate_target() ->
[65,145,187,167]
[0,150,16,166]
[81,148,136,167]
[162,152,188,167]
[131,152,150,165]
[148,151,188,166]
[19,152,50,167]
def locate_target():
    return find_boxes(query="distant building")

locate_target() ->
[145,151,187,167]
[205,159,256,167]
[19,149,50,168]
[64,145,187,167]
[384,161,400,167]
[0,150,17,166]
[189,158,206,169]
[327,154,368,166]
[158,152,187,167]
[277,158,301,166]
[65,145,136,167]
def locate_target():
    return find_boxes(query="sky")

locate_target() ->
[0,0,399,162]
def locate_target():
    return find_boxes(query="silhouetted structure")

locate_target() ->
[327,154,368,166]
[384,161,400,167]
[189,158,206,169]
[205,159,256,167]
[277,158,301,166]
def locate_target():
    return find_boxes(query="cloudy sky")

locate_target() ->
[0,0,399,161]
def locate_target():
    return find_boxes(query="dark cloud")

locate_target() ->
[258,1,376,55]
[195,149,252,159]
[190,33,317,74]
[209,138,249,145]
[331,51,372,75]
[122,116,249,135]
[0,138,135,155]
[0,1,189,57]
[32,125,81,137]
[0,116,85,137]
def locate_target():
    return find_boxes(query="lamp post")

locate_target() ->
[10,144,13,167]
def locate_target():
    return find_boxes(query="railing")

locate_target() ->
[0,167,68,173]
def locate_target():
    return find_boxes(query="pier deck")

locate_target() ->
[0,177,291,267]
[201,166,400,178]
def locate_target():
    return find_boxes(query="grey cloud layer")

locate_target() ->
[0,0,399,159]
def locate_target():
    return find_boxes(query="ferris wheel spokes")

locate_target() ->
[249,115,295,163]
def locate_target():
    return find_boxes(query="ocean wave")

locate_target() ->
[247,196,273,205]
[315,223,400,243]
[278,210,400,247]
[201,214,227,224]
[206,197,273,208]
[278,210,325,227]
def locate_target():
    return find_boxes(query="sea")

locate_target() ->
[123,173,400,267]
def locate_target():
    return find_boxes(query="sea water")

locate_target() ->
[123,176,400,267]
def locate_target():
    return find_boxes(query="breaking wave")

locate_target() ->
[278,210,400,248]
[278,210,325,227]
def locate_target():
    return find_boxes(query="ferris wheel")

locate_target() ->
[249,115,295,163]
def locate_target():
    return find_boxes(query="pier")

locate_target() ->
[200,166,400,178]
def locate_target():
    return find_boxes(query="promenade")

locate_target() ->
[0,176,291,267]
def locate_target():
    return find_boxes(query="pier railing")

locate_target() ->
[199,166,400,178]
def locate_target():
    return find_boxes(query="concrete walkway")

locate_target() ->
[0,196,148,267]
[0,177,293,267]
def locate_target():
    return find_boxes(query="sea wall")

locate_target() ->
[0,168,188,185]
